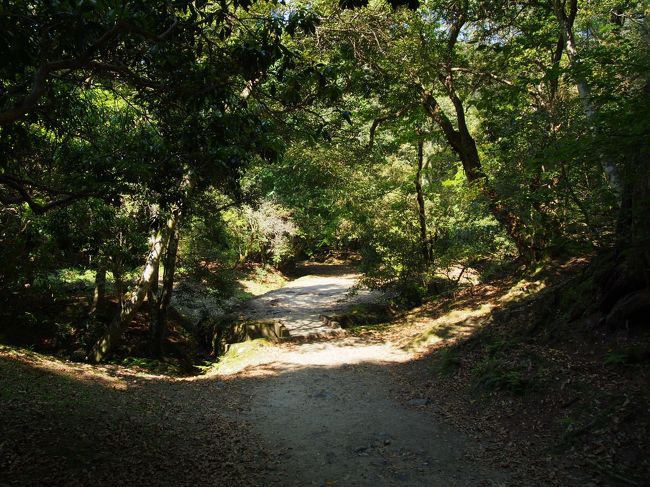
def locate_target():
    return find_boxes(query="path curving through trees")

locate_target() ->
[235,263,382,339]
[216,264,509,486]
[1,264,509,487]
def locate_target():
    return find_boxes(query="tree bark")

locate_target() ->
[414,139,431,264]
[147,259,161,353]
[148,218,180,358]
[90,259,107,315]
[422,91,530,256]
[89,212,179,363]
[112,259,125,311]
[602,135,650,316]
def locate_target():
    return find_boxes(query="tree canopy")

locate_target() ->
[1,0,648,359]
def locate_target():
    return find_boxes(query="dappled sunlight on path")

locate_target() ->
[208,338,413,377]
[236,266,382,340]
[221,336,508,486]
[0,264,511,487]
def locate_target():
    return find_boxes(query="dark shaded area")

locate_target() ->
[0,355,272,487]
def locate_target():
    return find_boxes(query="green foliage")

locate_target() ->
[472,357,533,396]
[116,357,188,376]
[179,192,299,276]
[471,338,539,396]
[2,0,649,357]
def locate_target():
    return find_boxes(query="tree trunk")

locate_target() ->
[601,136,650,318]
[422,91,530,257]
[89,213,179,363]
[147,259,161,354]
[553,0,623,199]
[414,139,431,264]
[90,259,107,315]
[149,220,180,358]
[112,260,125,311]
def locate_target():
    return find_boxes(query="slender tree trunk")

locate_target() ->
[553,0,623,199]
[414,139,430,264]
[90,259,107,315]
[147,260,161,353]
[112,253,125,311]
[89,213,179,363]
[149,220,180,358]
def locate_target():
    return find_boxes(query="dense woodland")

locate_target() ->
[2,0,648,358]
[1,0,649,483]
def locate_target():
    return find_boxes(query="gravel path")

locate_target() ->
[228,341,507,486]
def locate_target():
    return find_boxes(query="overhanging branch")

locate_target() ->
[0,19,180,126]
[0,174,94,214]
[367,107,408,148]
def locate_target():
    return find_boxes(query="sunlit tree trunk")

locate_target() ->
[419,12,530,258]
[90,212,179,363]
[148,216,180,358]
[422,91,529,257]
[147,258,161,351]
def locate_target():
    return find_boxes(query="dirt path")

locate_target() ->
[220,265,509,486]
[236,263,382,339]
[1,265,510,486]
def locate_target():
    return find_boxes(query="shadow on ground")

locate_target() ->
[0,343,508,487]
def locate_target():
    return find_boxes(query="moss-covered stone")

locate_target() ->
[210,318,289,356]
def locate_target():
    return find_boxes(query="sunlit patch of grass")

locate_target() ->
[406,303,495,350]
[56,268,97,286]
[498,278,546,304]
[404,275,549,351]
[208,338,274,375]
[32,267,142,296]
[237,265,287,296]
[30,268,96,296]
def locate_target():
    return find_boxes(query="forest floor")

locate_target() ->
[1,261,648,486]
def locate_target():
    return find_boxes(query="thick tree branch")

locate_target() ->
[421,90,461,153]
[367,107,408,148]
[0,174,93,214]
[0,19,179,125]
